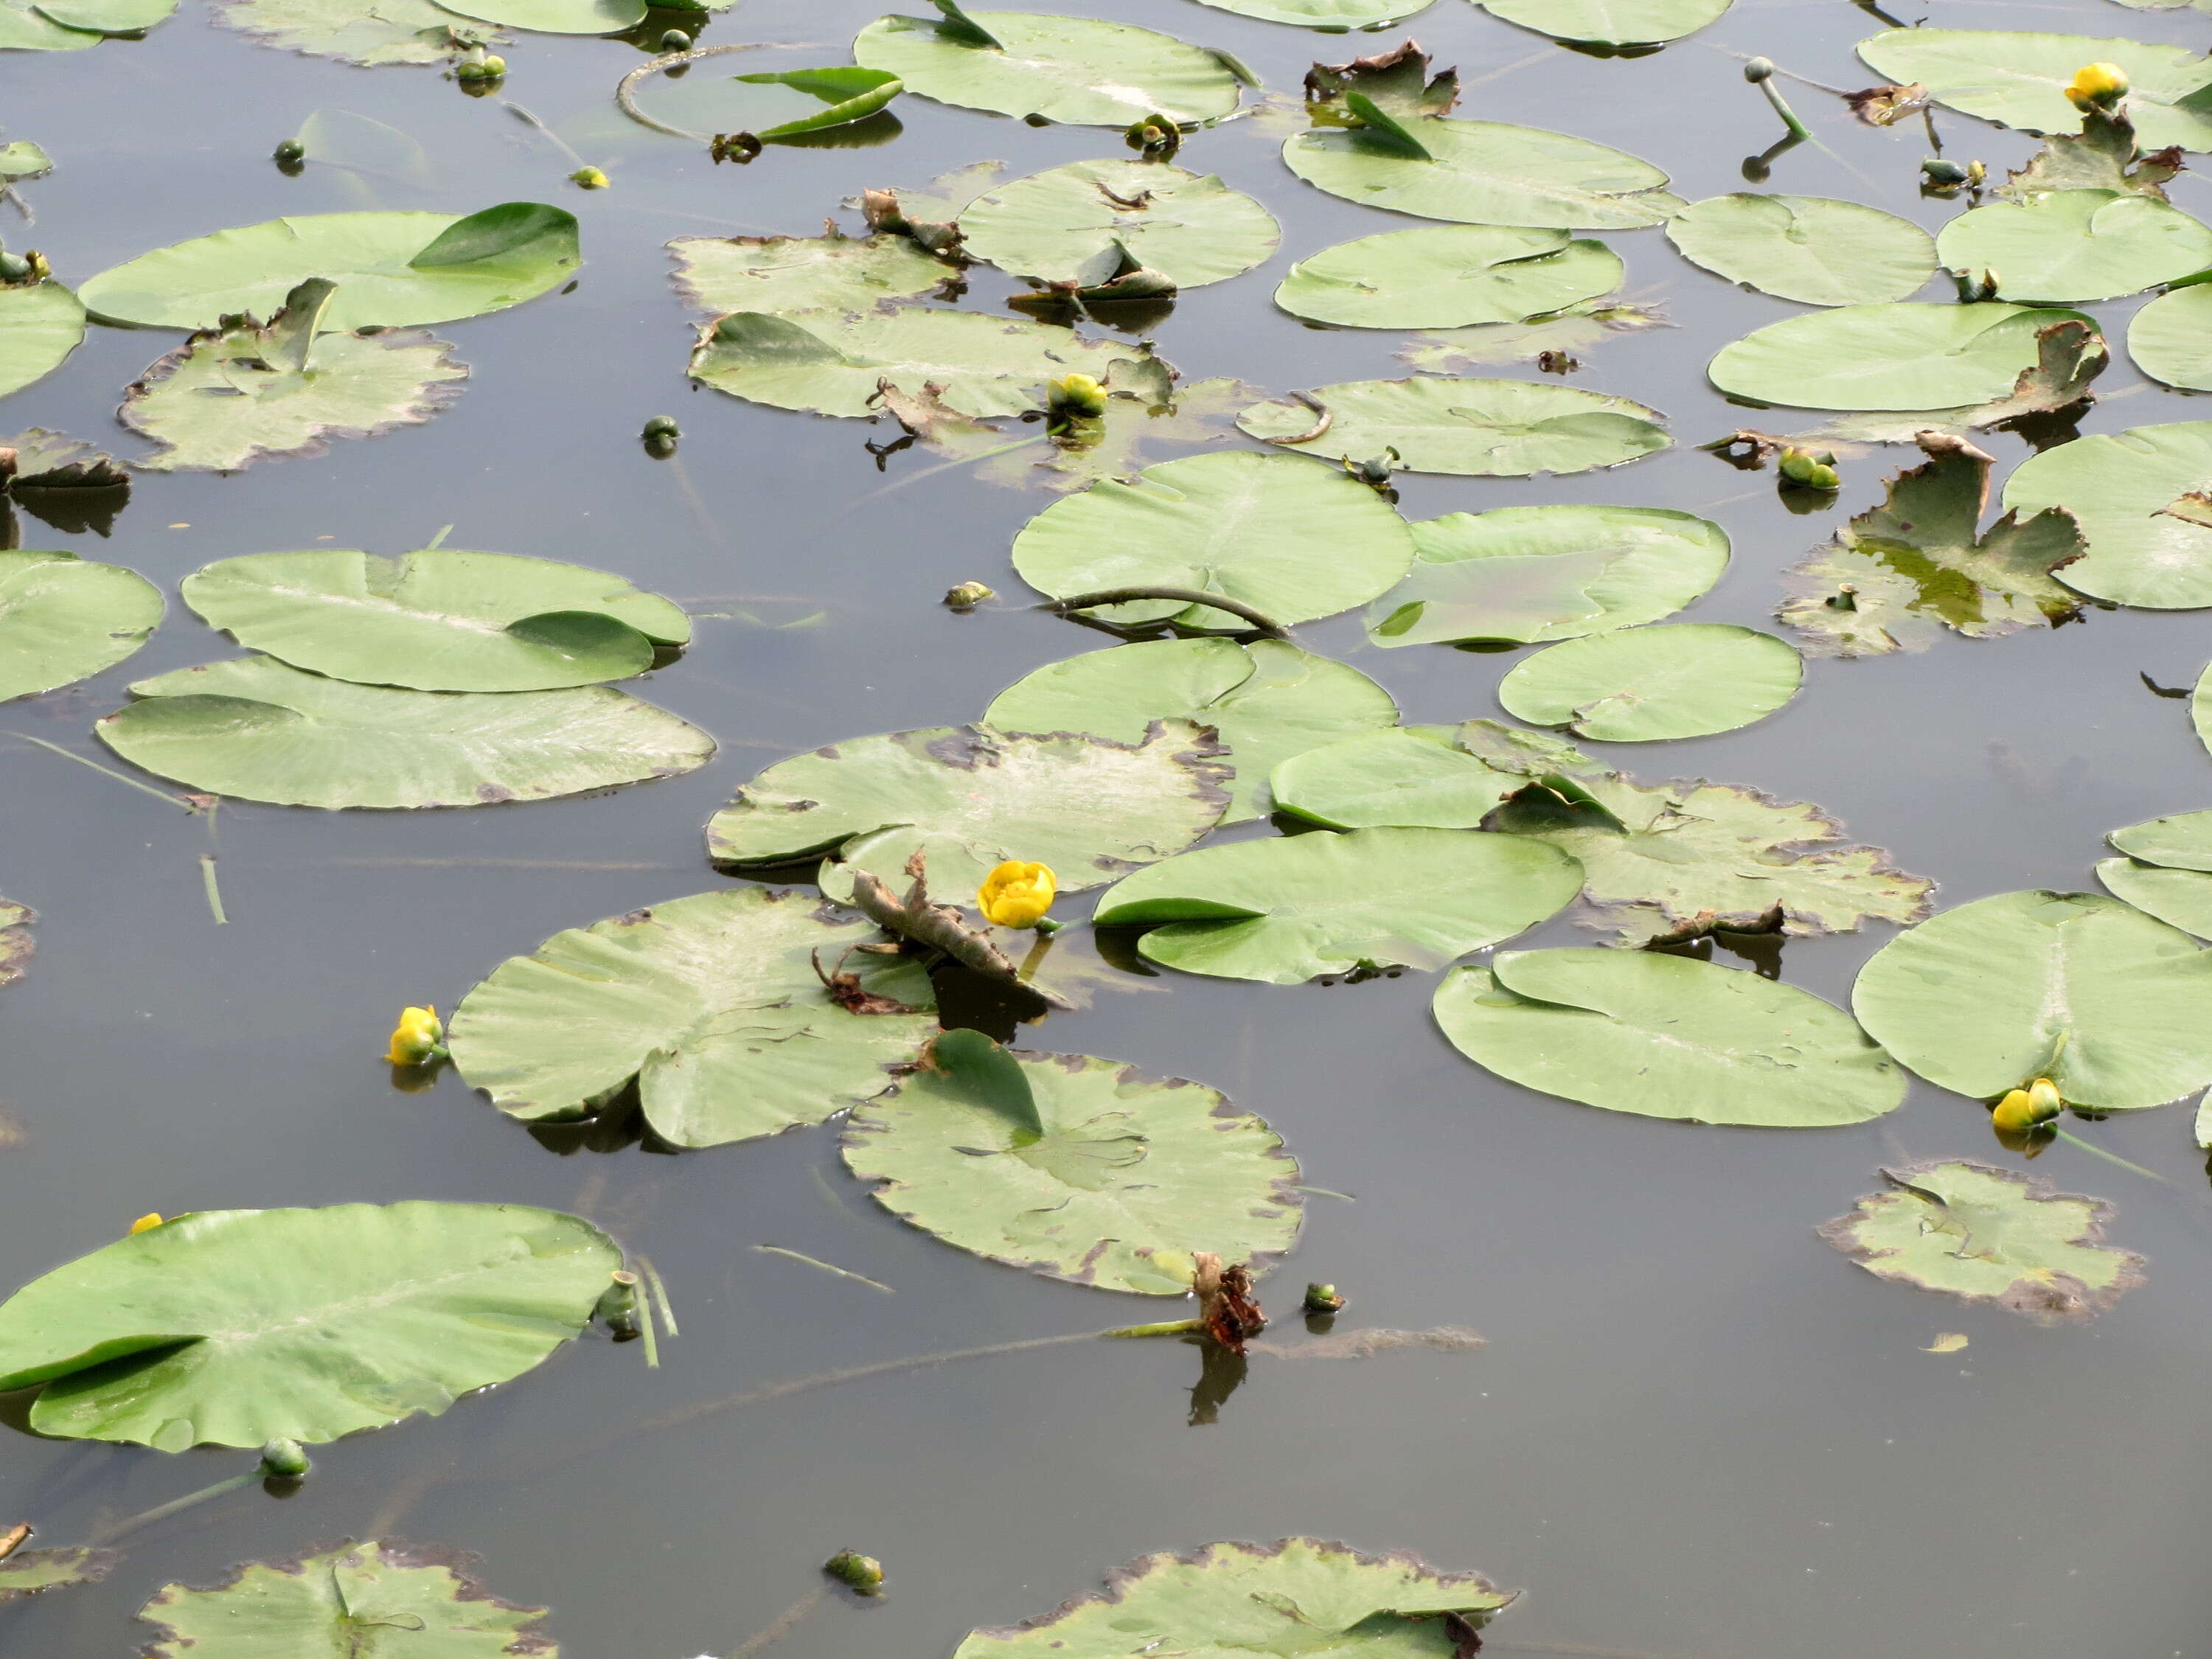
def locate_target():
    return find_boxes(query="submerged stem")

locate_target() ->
[724,1586,827,1659]
[88,1470,257,1546]
[4,731,190,809]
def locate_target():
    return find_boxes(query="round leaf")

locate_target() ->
[1238,377,1668,477]
[1283,118,1681,229]
[1274,225,1621,330]
[1497,623,1802,741]
[1935,189,2212,303]
[2108,807,2212,871]
[669,230,955,316]
[33,0,173,27]
[0,280,85,400]
[0,0,100,46]
[0,1203,619,1448]
[0,551,162,702]
[1707,302,2092,411]
[2001,420,2212,608]
[2126,284,2212,392]
[438,0,642,32]
[209,0,499,66]
[1857,29,2212,152]
[1270,727,1523,829]
[1185,0,1430,24]
[1663,193,1935,306]
[1433,948,1906,1126]
[1479,0,1725,43]
[2095,857,2212,940]
[1093,825,1583,983]
[959,159,1279,288]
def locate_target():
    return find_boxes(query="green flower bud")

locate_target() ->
[570,166,608,189]
[1046,372,1109,422]
[642,415,680,440]
[260,1439,311,1479]
[661,28,691,48]
[824,1550,885,1593]
[1778,447,1840,490]
[1302,1282,1346,1314]
[456,58,489,79]
[1742,57,1773,83]
[0,250,31,285]
[274,139,305,164]
[596,1269,641,1335]
[943,580,995,609]
[481,53,506,75]
[1920,157,1969,185]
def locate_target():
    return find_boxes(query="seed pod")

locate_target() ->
[0,251,30,284]
[642,415,681,440]
[596,1269,641,1334]
[1742,56,1774,83]
[260,1439,311,1479]
[274,139,305,164]
[1302,1282,1346,1314]
[1778,447,1840,490]
[943,580,995,609]
[824,1550,885,1593]
[644,433,678,459]
[661,28,691,48]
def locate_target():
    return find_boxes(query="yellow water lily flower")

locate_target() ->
[978,860,1057,929]
[1046,373,1108,420]
[1992,1076,2064,1133]
[128,1213,164,1235]
[386,1004,445,1067]
[2065,62,2128,111]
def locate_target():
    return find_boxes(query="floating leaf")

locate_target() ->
[1853,888,2212,1110]
[1663,194,1935,307]
[78,203,580,331]
[439,0,639,31]
[0,1546,116,1604]
[706,720,1229,903]
[1434,948,1905,1126]
[973,375,1264,493]
[209,0,499,66]
[2095,857,2212,939]
[669,229,955,316]
[1009,450,1417,629]
[181,547,689,692]
[0,0,99,47]
[1397,299,1669,372]
[1935,189,2212,304]
[2126,285,2212,392]
[450,887,936,1149]
[0,139,51,178]
[0,428,130,539]
[1707,302,2096,411]
[1239,377,1667,476]
[0,1203,619,1447]
[0,279,85,400]
[1856,29,2212,153]
[1478,0,1725,44]
[2001,419,2212,608]
[1368,503,1728,648]
[97,655,713,810]
[1274,224,1621,330]
[985,636,1397,822]
[1996,105,2183,201]
[2108,807,2212,872]
[0,897,31,988]
[1093,825,1582,983]
[1820,1161,2145,1321]
[0,551,160,703]
[137,1540,554,1658]
[1186,0,1430,24]
[959,159,1278,288]
[1497,623,1801,742]
[1778,432,2085,656]
[1270,726,1528,830]
[844,1044,1298,1293]
[29,0,173,27]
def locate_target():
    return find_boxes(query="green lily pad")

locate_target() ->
[78,203,580,331]
[1270,726,1527,830]
[119,279,467,474]
[1853,888,2212,1110]
[1935,189,2212,303]
[1435,948,1905,1126]
[1009,450,1418,630]
[0,1203,619,1447]
[1997,105,2183,201]
[1478,0,1725,44]
[1274,225,1621,330]
[852,1,1244,126]
[844,1040,1298,1293]
[138,1540,554,1658]
[0,280,85,400]
[209,0,499,66]
[0,139,51,178]
[1238,377,1668,477]
[1185,0,1430,25]
[32,0,172,28]
[974,375,1265,494]
[0,428,129,540]
[0,551,162,702]
[706,720,1229,903]
[181,547,689,692]
[2110,808,2212,871]
[984,636,1398,822]
[2095,858,2212,939]
[96,655,714,810]
[669,229,955,315]
[1820,1161,2145,1321]
[449,886,936,1149]
[1498,623,1802,741]
[959,159,1278,288]
[439,0,638,32]
[1368,504,1728,647]
[1093,825,1583,983]
[689,306,1147,419]
[1664,194,1935,306]
[1397,299,1671,372]
[1857,29,2212,153]
[2127,285,2212,392]
[1779,431,2086,655]
[1708,302,2096,411]
[0,0,99,48]
[956,1539,1513,1659]
[2001,420,2212,608]
[0,1547,116,1604]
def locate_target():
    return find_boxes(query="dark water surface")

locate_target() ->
[7,0,2212,1654]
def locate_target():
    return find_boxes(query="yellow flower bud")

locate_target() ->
[977,860,1057,929]
[128,1212,164,1235]
[2025,1076,2063,1121]
[1046,373,1108,420]
[1992,1077,2064,1133]
[386,1004,445,1067]
[2065,62,2128,111]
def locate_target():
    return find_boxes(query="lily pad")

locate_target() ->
[959,159,1279,289]
[439,0,641,33]
[1009,450,1418,630]
[1093,825,1582,983]
[852,1,1245,126]
[1270,726,1528,830]
[0,1547,116,1604]
[0,139,50,178]
[1275,225,1621,330]
[119,279,467,474]
[2095,857,2212,939]
[974,375,1264,493]
[706,720,1229,902]
[1664,194,1935,306]
[0,280,85,400]
[0,897,31,988]
[1856,29,2212,153]
[0,551,161,702]
[1820,1161,2145,1321]
[0,1203,618,1447]
[1186,0,1430,24]
[31,0,172,27]
[1935,189,2212,304]
[0,0,99,47]
[209,0,499,66]
[0,428,130,540]
[956,1539,1513,1659]
[1435,948,1905,1126]
[78,203,580,331]
[96,655,714,810]
[138,1540,554,1658]
[181,547,689,692]
[1498,623,1802,742]
[1997,105,2183,201]
[1238,377,1668,476]
[1398,299,1671,372]
[844,1041,1298,1293]
[1778,432,2086,655]
[669,229,956,316]
[1368,504,1728,647]
[449,887,936,1149]
[689,306,1147,419]
[1708,302,2096,411]
[1853,888,2212,1110]
[2000,420,2212,608]
[984,636,1398,822]
[1478,0,1725,44]
[2126,285,2212,392]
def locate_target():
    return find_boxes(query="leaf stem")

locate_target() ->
[637,1253,680,1336]
[198,853,228,925]
[723,1586,827,1659]
[1040,587,1291,639]
[4,731,189,809]
[2051,1127,2176,1189]
[754,1244,894,1295]
[88,1469,258,1546]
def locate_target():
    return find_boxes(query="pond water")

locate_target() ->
[7,0,2212,1654]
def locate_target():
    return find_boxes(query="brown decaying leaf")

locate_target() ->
[846,850,1076,1012]
[1193,1250,1267,1353]
[811,945,924,1015]
[0,898,34,989]
[1845,82,1928,125]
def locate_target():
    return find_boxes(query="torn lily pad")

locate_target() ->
[1368,504,1728,648]
[1274,224,1621,330]
[1936,189,2212,304]
[1093,825,1582,984]
[209,0,500,66]
[1778,432,2084,656]
[973,375,1263,494]
[1270,726,1533,830]
[0,898,31,988]
[1820,1161,2145,1321]
[706,720,1229,904]
[1853,888,2212,1110]
[844,1038,1299,1294]
[985,636,1397,823]
[959,159,1278,289]
[0,1203,619,1447]
[670,229,957,316]
[1664,194,1935,307]
[1498,623,1802,742]
[0,429,130,540]
[0,550,162,703]
[0,277,85,400]
[1238,377,1667,477]
[2127,286,2212,393]
[450,887,936,1149]
[120,279,467,473]
[1996,105,2183,201]
[0,1545,116,1604]
[1708,302,2096,411]
[2001,420,2212,608]
[1478,0,1725,46]
[1435,949,1905,1126]
[1856,29,2212,153]
[97,655,713,809]
[439,0,641,33]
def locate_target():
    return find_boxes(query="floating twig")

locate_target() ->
[755,1244,894,1295]
[846,852,1075,1010]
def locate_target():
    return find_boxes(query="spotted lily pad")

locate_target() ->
[1856,29,2212,153]
[1478,0,1726,44]
[1664,194,1936,306]
[2000,420,2212,608]
[209,0,501,66]
[669,229,957,316]
[1708,302,2096,411]
[1996,106,2184,201]
[1498,623,1802,742]
[1238,377,1668,476]
[1275,225,1621,330]
[0,550,162,702]
[2128,285,2212,392]
[959,159,1279,288]
[0,279,86,400]
[1935,189,2212,303]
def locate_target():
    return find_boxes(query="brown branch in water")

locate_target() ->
[1041,588,1291,639]
[0,1521,29,1562]
[846,853,1075,1010]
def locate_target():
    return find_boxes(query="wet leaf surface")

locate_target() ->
[1239,375,1669,476]
[1664,194,1935,307]
[1275,224,1621,330]
[959,159,1279,288]
[669,228,957,316]
[1708,302,2098,413]
[1935,189,2212,305]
